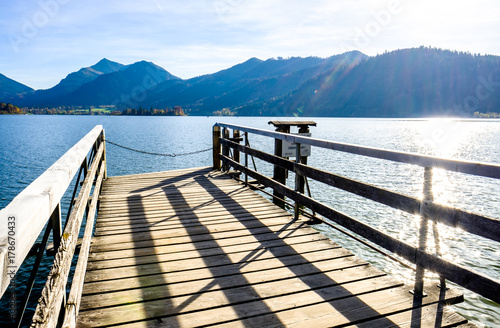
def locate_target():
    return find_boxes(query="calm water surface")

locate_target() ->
[0,115,499,327]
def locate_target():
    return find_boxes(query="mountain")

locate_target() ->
[8,48,500,117]
[267,47,500,117]
[14,59,179,107]
[0,73,34,100]
[145,52,367,113]
[58,61,180,107]
[16,59,126,106]
[51,58,126,94]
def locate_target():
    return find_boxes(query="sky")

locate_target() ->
[1,0,499,90]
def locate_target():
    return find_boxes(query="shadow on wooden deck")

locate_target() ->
[77,167,465,327]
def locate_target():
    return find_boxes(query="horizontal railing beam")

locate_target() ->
[216,123,500,179]
[222,139,500,242]
[62,161,105,328]
[221,155,500,304]
[31,143,104,328]
[0,125,103,298]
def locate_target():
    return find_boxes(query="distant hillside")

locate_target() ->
[0,73,34,100]
[146,51,367,113]
[266,47,500,117]
[7,48,500,117]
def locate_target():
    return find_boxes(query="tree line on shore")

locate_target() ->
[0,104,187,116]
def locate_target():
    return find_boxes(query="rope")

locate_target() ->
[106,140,212,157]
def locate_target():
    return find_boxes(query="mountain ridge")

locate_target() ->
[3,47,499,117]
[0,73,34,100]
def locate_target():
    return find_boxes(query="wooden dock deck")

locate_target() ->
[77,167,467,328]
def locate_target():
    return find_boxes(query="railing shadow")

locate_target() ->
[126,192,180,327]
[187,170,400,326]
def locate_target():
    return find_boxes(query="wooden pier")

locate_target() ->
[76,167,465,327]
[2,123,499,327]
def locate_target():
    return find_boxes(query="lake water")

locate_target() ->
[1,115,499,327]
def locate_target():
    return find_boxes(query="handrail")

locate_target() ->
[0,125,103,298]
[221,139,500,243]
[0,125,106,327]
[62,158,106,327]
[213,122,500,304]
[215,123,500,179]
[31,142,105,328]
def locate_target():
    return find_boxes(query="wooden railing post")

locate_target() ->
[213,126,221,170]
[294,143,302,220]
[233,130,240,165]
[50,204,62,254]
[297,125,310,194]
[244,132,249,185]
[413,166,433,296]
[272,125,290,208]
[222,128,230,171]
[101,130,107,180]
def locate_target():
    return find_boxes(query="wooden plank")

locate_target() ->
[96,196,280,219]
[268,120,317,127]
[97,188,258,207]
[77,276,399,327]
[78,278,461,327]
[89,221,312,253]
[205,287,463,328]
[87,230,326,262]
[101,182,239,193]
[82,254,366,296]
[80,265,388,312]
[94,210,293,236]
[90,216,300,247]
[351,303,468,327]
[86,233,333,270]
[0,125,103,297]
[95,205,287,225]
[85,238,342,273]
[103,166,213,181]
[84,246,352,282]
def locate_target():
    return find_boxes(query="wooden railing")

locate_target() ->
[0,125,106,328]
[213,122,500,304]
